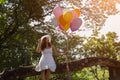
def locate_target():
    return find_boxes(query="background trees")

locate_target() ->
[1,0,120,80]
[0,0,59,71]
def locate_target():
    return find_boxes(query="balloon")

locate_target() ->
[74,8,81,17]
[58,24,63,30]
[70,18,82,31]
[53,6,63,18]
[63,11,73,23]
[59,15,66,27]
[62,23,70,31]
[71,10,78,21]
[53,6,82,32]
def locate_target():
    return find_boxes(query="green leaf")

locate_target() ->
[0,0,5,4]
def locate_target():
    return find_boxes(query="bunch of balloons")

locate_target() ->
[53,6,82,32]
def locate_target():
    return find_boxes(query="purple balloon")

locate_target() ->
[70,18,82,31]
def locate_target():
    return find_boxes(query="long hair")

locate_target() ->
[36,37,51,53]
[41,37,51,51]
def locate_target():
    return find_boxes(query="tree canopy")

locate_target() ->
[0,0,59,71]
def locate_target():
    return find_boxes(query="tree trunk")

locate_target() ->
[1,57,120,80]
[109,67,120,80]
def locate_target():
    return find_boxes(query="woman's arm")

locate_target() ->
[52,46,67,56]
[36,43,41,53]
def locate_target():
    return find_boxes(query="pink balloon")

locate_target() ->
[70,18,82,32]
[53,6,63,18]
[71,10,78,21]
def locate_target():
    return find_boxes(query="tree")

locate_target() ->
[0,0,59,72]
[1,57,120,80]
[68,0,120,28]
[81,32,120,58]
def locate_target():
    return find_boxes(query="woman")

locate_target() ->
[35,35,67,80]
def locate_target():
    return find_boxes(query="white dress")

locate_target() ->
[35,47,56,72]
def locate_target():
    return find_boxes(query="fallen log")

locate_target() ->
[1,57,120,80]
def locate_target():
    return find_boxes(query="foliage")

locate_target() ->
[26,75,40,80]
[72,66,109,80]
[68,0,120,28]
[0,0,5,4]
[0,0,59,72]
[81,32,120,59]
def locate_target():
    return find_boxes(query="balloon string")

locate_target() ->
[64,31,71,80]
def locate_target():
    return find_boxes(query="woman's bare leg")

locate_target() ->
[45,69,51,80]
[41,70,45,80]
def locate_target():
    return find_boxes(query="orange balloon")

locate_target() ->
[74,8,81,17]
[61,23,70,31]
[59,15,66,27]
[63,11,73,23]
